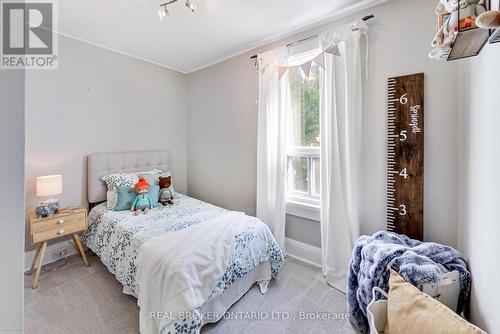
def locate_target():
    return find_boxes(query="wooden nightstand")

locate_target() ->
[28,208,90,289]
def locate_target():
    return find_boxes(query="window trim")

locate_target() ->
[286,200,320,222]
[286,146,320,222]
[287,146,320,200]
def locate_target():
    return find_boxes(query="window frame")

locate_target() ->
[286,146,321,209]
[285,47,322,221]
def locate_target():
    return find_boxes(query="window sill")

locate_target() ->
[286,201,320,222]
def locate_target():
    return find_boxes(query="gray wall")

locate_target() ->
[187,0,459,248]
[25,36,188,251]
[285,215,321,248]
[187,53,259,215]
[457,44,500,333]
[0,69,25,332]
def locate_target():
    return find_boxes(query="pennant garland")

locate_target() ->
[288,66,299,79]
[300,61,312,78]
[278,66,288,80]
[324,42,340,56]
[313,53,325,70]
[261,41,340,78]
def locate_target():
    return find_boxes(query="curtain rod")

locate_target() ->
[250,14,374,60]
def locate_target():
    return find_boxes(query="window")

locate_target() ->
[286,62,321,209]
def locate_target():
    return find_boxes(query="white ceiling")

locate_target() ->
[58,0,378,73]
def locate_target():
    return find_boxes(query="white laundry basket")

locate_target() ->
[366,287,388,334]
[366,271,461,334]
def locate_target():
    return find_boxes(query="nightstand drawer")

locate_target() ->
[31,211,86,233]
[32,220,86,243]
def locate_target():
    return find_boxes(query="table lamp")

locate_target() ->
[36,175,62,217]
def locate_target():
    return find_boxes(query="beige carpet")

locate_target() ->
[25,252,358,334]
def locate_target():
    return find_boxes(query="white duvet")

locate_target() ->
[136,211,260,334]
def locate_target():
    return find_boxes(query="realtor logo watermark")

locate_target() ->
[1,0,58,69]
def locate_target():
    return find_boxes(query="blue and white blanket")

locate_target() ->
[82,194,284,334]
[347,231,470,333]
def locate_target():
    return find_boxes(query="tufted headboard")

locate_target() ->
[87,150,170,204]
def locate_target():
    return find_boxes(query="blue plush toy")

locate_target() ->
[131,178,154,215]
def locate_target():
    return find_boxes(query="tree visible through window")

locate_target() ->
[287,63,321,206]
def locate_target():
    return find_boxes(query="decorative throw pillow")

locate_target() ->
[114,187,137,211]
[385,269,486,334]
[106,190,118,210]
[103,173,138,209]
[148,185,161,206]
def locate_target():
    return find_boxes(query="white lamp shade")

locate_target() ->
[36,175,63,197]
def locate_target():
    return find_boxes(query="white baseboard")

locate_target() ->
[285,237,322,268]
[24,239,79,272]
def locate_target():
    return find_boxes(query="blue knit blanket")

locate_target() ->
[347,231,470,333]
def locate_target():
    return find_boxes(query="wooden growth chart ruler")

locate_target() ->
[386,73,424,241]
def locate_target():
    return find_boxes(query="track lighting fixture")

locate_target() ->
[185,0,196,12]
[158,0,196,19]
[158,3,169,19]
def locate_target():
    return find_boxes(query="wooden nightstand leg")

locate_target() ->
[72,234,89,267]
[27,243,42,275]
[71,240,81,257]
[32,241,47,289]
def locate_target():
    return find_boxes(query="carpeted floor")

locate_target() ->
[25,252,358,334]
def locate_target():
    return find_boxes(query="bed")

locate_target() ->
[82,150,284,334]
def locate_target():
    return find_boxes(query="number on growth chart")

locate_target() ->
[399,94,408,105]
[399,168,408,179]
[399,130,407,142]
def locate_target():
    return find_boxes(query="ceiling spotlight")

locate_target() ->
[158,4,169,19]
[185,0,196,12]
[158,0,195,19]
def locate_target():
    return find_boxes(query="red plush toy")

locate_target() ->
[131,178,154,215]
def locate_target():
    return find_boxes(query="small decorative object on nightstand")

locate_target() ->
[28,208,89,289]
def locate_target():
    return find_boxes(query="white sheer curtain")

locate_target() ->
[319,27,363,292]
[256,46,290,250]
[256,25,366,282]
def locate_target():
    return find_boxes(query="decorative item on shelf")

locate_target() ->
[477,9,500,28]
[429,0,491,61]
[35,175,62,218]
[477,9,500,43]
[476,0,500,42]
[476,10,500,29]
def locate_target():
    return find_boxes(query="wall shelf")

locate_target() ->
[446,1,492,61]
[447,26,490,60]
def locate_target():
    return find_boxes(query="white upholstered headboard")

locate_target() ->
[87,150,170,204]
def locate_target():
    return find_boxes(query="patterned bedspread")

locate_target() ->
[82,194,284,334]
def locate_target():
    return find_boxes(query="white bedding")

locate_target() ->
[137,211,261,334]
